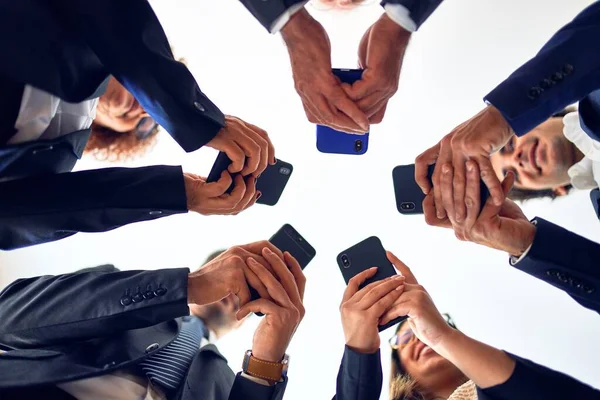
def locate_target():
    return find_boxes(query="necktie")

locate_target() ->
[140,316,209,391]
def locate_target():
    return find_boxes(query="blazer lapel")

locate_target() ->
[591,189,600,219]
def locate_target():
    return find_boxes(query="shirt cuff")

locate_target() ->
[384,4,417,32]
[270,2,310,34]
[240,372,284,386]
[509,220,538,265]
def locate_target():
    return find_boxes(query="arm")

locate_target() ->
[333,347,383,400]
[478,353,600,400]
[51,0,224,152]
[0,267,190,348]
[511,217,600,314]
[485,2,600,136]
[0,165,188,250]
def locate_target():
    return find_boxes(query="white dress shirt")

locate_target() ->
[8,84,97,145]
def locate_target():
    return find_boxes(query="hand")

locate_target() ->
[238,249,306,363]
[187,241,286,307]
[183,172,258,215]
[345,13,411,124]
[340,267,405,354]
[379,256,452,349]
[281,9,369,134]
[206,115,275,177]
[415,106,514,222]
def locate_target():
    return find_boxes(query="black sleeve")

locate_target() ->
[512,217,600,314]
[333,346,383,400]
[229,374,288,400]
[51,0,224,152]
[0,266,190,348]
[478,353,600,400]
[380,0,445,30]
[0,165,188,250]
[238,0,307,32]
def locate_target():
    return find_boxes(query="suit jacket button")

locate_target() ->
[103,361,116,369]
[551,72,563,82]
[145,343,160,353]
[557,273,568,282]
[155,287,167,297]
[120,296,133,306]
[132,293,144,303]
[562,64,574,75]
[528,87,542,100]
[584,285,594,294]
[540,78,553,89]
[194,101,205,112]
[144,290,156,300]
[149,210,162,216]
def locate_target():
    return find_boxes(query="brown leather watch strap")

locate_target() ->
[245,355,285,382]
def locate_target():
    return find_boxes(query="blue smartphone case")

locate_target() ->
[316,68,369,155]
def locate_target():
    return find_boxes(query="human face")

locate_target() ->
[394,323,465,392]
[490,117,581,191]
[95,77,150,133]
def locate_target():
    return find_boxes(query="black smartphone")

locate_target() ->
[392,163,490,215]
[337,236,406,331]
[206,152,293,206]
[249,224,316,315]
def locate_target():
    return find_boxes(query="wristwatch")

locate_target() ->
[242,350,289,383]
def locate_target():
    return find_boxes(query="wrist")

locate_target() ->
[510,223,537,256]
[431,327,463,358]
[183,174,198,211]
[379,13,412,40]
[487,105,514,139]
[281,8,311,42]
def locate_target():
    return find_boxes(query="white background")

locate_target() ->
[1,0,600,398]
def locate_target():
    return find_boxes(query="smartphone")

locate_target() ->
[206,152,293,206]
[316,68,369,155]
[249,224,316,315]
[392,163,490,215]
[337,236,406,331]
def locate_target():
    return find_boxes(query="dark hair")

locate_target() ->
[506,107,576,202]
[84,123,159,162]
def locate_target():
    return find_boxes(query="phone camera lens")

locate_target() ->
[401,202,416,210]
[354,139,363,153]
[279,167,291,176]
[297,236,303,242]
[341,255,351,268]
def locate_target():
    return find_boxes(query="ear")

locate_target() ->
[553,186,569,196]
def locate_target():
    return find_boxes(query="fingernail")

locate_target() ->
[442,165,450,174]
[396,285,404,291]
[394,275,404,280]
[467,162,474,172]
[437,212,444,219]
[370,267,378,271]
[263,247,273,254]
[247,258,258,266]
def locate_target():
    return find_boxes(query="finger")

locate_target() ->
[452,155,468,224]
[351,276,396,303]
[236,298,282,320]
[262,247,302,306]
[477,171,514,221]
[439,163,456,224]
[239,121,270,176]
[231,176,256,214]
[423,193,452,228]
[369,102,387,124]
[318,95,366,134]
[220,140,246,174]
[331,89,370,132]
[433,139,453,219]
[242,120,274,166]
[203,174,246,211]
[356,92,382,114]
[379,288,418,325]
[342,267,378,303]
[246,258,291,306]
[202,170,233,198]
[415,143,439,195]
[358,276,405,309]
[477,156,504,206]
[346,78,374,101]
[371,285,405,319]
[235,131,262,177]
[386,251,418,285]
[243,266,270,305]
[284,252,306,300]
[463,161,481,231]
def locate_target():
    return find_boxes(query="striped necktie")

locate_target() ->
[140,316,209,391]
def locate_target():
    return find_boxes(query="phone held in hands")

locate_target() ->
[250,224,316,316]
[392,163,490,215]
[337,236,406,331]
[207,152,294,206]
[316,68,369,155]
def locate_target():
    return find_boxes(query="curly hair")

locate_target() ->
[84,122,159,162]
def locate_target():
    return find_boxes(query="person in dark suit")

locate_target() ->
[0,0,275,250]
[0,240,306,400]
[238,0,439,133]
[333,251,600,400]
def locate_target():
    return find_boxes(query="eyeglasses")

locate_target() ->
[388,314,456,350]
[135,116,159,140]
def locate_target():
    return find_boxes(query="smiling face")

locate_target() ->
[490,117,582,191]
[94,77,149,133]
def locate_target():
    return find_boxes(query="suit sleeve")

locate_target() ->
[380,0,444,30]
[332,347,383,400]
[511,217,600,314]
[229,374,288,400]
[0,266,190,348]
[485,2,600,136]
[477,353,600,400]
[0,165,188,250]
[51,0,224,152]
[238,0,307,32]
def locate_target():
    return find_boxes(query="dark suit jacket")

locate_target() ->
[0,266,286,400]
[333,346,600,400]
[0,0,226,250]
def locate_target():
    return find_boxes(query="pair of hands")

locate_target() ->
[281,10,410,133]
[188,241,305,363]
[185,115,276,216]
[340,251,452,354]
[415,106,536,256]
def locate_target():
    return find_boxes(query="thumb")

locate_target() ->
[236,299,279,320]
[203,170,233,197]
[477,172,514,221]
[346,79,373,101]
